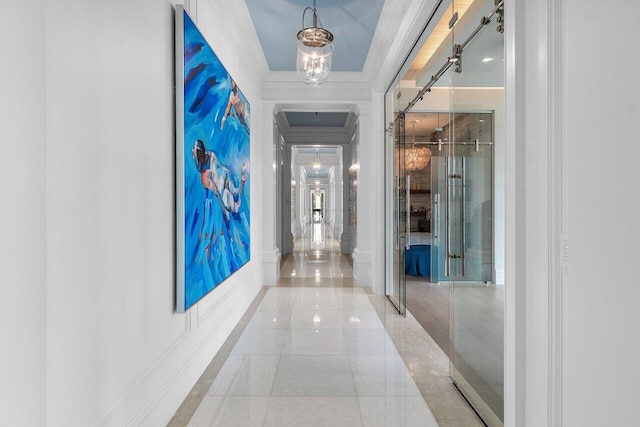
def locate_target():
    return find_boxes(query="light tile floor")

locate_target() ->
[170,224,485,426]
[183,286,438,426]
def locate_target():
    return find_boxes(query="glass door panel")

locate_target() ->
[391,113,407,314]
[430,111,452,283]
[449,0,504,425]
[385,91,408,316]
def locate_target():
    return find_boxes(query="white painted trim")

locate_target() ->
[84,315,191,426]
[494,269,505,285]
[352,248,372,290]
[504,0,526,425]
[262,83,372,104]
[265,71,369,84]
[262,248,281,286]
[196,276,240,326]
[133,280,262,426]
[547,0,565,425]
[505,0,567,425]
[368,0,442,91]
[199,0,269,85]
[370,91,386,296]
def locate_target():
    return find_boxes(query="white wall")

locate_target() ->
[562,0,640,424]
[341,143,354,254]
[40,0,267,425]
[503,0,640,425]
[0,1,47,425]
[260,105,280,284]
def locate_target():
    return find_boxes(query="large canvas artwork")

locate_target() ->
[176,6,251,313]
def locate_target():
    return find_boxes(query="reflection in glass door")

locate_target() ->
[449,0,505,424]
[388,113,407,315]
[446,119,494,282]
[384,0,505,423]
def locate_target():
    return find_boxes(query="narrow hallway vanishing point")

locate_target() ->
[169,224,483,426]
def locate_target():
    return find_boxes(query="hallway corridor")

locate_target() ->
[169,225,483,426]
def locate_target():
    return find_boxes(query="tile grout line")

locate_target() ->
[366,292,485,426]
[263,286,293,426]
[167,286,270,426]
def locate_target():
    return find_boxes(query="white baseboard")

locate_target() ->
[262,248,281,286]
[84,277,262,427]
[352,248,372,289]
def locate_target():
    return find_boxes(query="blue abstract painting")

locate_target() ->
[178,9,250,312]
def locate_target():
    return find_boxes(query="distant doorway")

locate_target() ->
[311,189,325,223]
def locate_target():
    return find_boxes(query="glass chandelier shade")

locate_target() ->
[405,121,432,171]
[313,150,322,172]
[405,146,432,171]
[296,1,334,86]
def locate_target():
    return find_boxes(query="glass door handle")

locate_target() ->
[460,157,466,277]
[433,193,439,242]
[395,175,400,251]
[444,157,451,277]
[406,175,411,251]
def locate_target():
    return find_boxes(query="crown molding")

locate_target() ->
[367,0,442,92]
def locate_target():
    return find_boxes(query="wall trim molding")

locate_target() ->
[547,0,565,425]
[352,248,372,289]
[262,247,281,286]
[197,274,241,326]
[262,247,281,262]
[504,0,526,424]
[127,300,241,426]
[84,315,191,427]
[82,273,262,427]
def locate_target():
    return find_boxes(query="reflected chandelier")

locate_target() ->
[406,122,432,171]
[296,0,334,86]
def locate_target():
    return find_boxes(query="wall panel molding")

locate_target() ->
[352,248,372,287]
[197,275,240,326]
[548,0,565,425]
[85,315,191,427]
[504,0,526,424]
[128,301,240,426]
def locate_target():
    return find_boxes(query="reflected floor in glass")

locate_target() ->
[406,277,451,358]
[406,275,504,421]
[452,283,504,419]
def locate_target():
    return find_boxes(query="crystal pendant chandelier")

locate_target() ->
[296,0,334,86]
[313,150,322,173]
[405,122,432,171]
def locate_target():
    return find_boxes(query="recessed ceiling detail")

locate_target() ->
[303,165,332,179]
[297,147,338,154]
[285,112,348,127]
[245,0,385,72]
